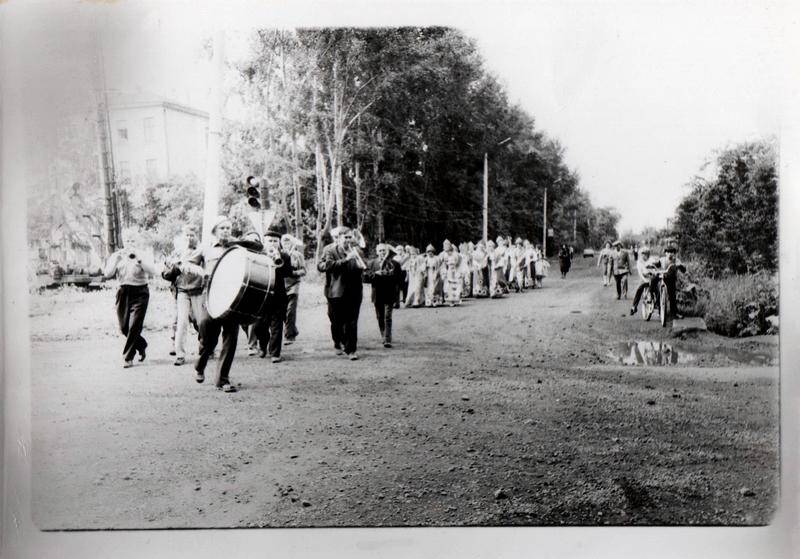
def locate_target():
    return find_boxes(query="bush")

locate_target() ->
[677,259,778,337]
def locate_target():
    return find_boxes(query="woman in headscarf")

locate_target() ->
[522,239,535,289]
[471,241,490,298]
[393,244,410,308]
[533,244,547,287]
[404,246,425,308]
[489,238,507,298]
[440,240,469,306]
[423,244,443,307]
[510,237,526,292]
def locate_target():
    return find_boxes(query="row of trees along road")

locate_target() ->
[672,139,777,276]
[221,27,619,260]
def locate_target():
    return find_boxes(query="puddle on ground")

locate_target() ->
[607,340,778,367]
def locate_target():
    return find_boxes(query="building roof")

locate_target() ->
[107,90,209,119]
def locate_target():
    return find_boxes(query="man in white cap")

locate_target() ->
[317,226,365,359]
[180,215,259,392]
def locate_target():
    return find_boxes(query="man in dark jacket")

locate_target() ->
[317,226,365,360]
[253,224,297,363]
[364,243,399,348]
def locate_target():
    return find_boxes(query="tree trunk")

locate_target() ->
[292,131,302,239]
[333,162,343,228]
[354,159,362,229]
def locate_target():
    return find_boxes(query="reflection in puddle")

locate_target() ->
[607,341,778,367]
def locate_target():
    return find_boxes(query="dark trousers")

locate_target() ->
[196,296,239,387]
[632,277,658,309]
[398,278,408,307]
[327,296,361,354]
[255,298,288,358]
[116,285,149,362]
[284,292,299,340]
[374,301,393,344]
[663,270,678,316]
[614,273,629,298]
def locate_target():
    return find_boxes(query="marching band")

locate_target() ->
[105,218,551,393]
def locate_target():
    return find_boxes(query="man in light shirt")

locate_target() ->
[103,229,157,368]
[629,246,659,316]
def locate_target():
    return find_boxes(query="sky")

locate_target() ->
[11,0,786,234]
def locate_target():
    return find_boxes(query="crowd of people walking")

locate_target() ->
[102,219,554,394]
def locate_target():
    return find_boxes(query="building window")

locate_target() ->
[117,121,128,141]
[118,161,131,182]
[143,117,155,143]
[145,159,158,178]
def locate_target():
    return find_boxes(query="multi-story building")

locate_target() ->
[108,91,209,184]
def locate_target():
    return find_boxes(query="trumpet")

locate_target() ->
[264,246,284,267]
[349,246,367,270]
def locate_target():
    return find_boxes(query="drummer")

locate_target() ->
[180,215,262,393]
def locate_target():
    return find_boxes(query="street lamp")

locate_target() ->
[482,137,513,244]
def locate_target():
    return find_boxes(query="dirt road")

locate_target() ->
[30,259,779,528]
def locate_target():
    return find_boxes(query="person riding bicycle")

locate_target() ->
[659,244,687,320]
[629,246,660,315]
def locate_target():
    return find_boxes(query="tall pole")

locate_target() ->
[542,187,548,257]
[482,152,488,244]
[573,209,577,245]
[203,29,225,243]
[93,26,120,253]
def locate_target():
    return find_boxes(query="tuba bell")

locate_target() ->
[264,246,283,267]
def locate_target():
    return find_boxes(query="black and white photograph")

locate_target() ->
[2,0,798,557]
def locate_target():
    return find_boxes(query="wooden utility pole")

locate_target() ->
[573,209,577,245]
[482,152,488,244]
[202,29,225,242]
[93,28,120,253]
[542,187,548,256]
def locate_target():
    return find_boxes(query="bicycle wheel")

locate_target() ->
[660,283,669,327]
[642,292,654,321]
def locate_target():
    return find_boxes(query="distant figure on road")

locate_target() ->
[558,244,572,279]
[597,241,613,286]
[610,240,630,300]
[318,226,366,360]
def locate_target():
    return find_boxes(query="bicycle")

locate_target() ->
[640,268,673,327]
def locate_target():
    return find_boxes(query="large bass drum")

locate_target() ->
[206,247,277,324]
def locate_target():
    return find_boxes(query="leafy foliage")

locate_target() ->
[673,139,777,276]
[125,174,204,256]
[223,28,618,255]
[677,261,778,337]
